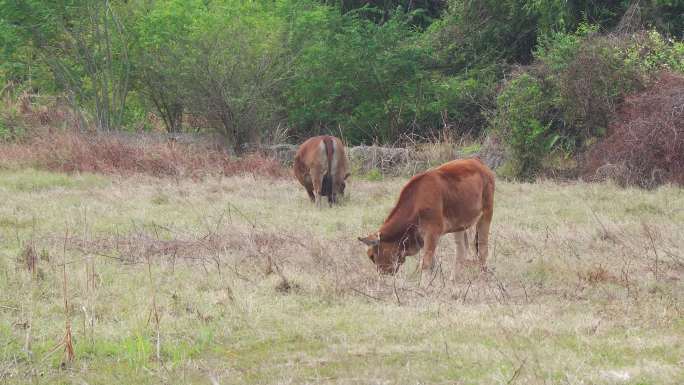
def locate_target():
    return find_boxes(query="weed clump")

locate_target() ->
[275,277,301,294]
[584,71,684,188]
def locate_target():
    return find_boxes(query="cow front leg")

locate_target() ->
[419,232,439,271]
[302,176,316,203]
[415,232,440,287]
[306,188,316,203]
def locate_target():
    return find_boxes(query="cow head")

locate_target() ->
[338,173,351,197]
[358,233,420,274]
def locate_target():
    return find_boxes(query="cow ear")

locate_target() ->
[344,173,351,180]
[358,236,379,246]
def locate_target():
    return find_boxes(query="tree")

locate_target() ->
[1,0,131,131]
[180,1,287,151]
[130,0,206,133]
[324,0,447,27]
[285,8,435,143]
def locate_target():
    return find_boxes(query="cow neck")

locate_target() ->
[378,180,422,243]
[380,195,417,242]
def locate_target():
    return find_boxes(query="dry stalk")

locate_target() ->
[21,244,38,279]
[349,287,384,302]
[461,278,473,304]
[641,222,660,280]
[82,208,96,346]
[62,227,75,364]
[391,272,402,306]
[506,357,528,385]
[145,253,162,363]
[23,301,33,364]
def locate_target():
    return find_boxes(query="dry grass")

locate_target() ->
[0,131,287,179]
[0,168,682,384]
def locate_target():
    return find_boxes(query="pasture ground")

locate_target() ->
[0,168,682,384]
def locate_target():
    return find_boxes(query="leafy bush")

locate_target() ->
[285,9,432,144]
[364,168,383,181]
[1,1,132,131]
[130,0,206,133]
[491,73,558,178]
[624,29,684,73]
[584,71,684,187]
[0,120,10,141]
[427,70,497,137]
[131,0,287,151]
[329,0,447,28]
[492,27,684,178]
[429,0,539,72]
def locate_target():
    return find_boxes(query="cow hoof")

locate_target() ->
[420,262,434,272]
[449,271,460,282]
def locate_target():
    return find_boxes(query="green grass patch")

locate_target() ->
[0,169,108,192]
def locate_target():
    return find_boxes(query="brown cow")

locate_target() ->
[294,135,350,206]
[358,158,494,274]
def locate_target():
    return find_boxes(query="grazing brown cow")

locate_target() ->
[294,135,350,206]
[358,158,495,274]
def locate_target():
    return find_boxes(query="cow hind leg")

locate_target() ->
[296,169,316,203]
[311,171,324,208]
[475,211,492,271]
[451,231,468,279]
[302,175,316,203]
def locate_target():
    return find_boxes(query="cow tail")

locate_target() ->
[321,136,334,202]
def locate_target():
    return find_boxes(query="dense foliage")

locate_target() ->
[492,28,684,177]
[1,0,683,176]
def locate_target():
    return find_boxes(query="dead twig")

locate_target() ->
[506,357,527,384]
[349,287,384,302]
[641,222,660,280]
[62,227,75,364]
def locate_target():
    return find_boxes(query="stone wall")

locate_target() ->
[258,139,506,176]
[148,132,507,175]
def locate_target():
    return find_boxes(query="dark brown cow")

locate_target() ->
[358,158,495,274]
[294,135,350,206]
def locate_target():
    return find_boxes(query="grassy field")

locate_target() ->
[0,168,682,384]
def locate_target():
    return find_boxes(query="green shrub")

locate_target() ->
[0,121,25,142]
[0,120,9,141]
[0,101,24,142]
[285,9,433,144]
[625,30,684,74]
[491,27,684,179]
[364,168,383,181]
[493,73,558,178]
[428,70,497,137]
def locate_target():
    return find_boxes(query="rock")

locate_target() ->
[477,135,507,170]
[259,144,297,166]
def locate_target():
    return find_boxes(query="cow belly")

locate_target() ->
[443,212,482,234]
